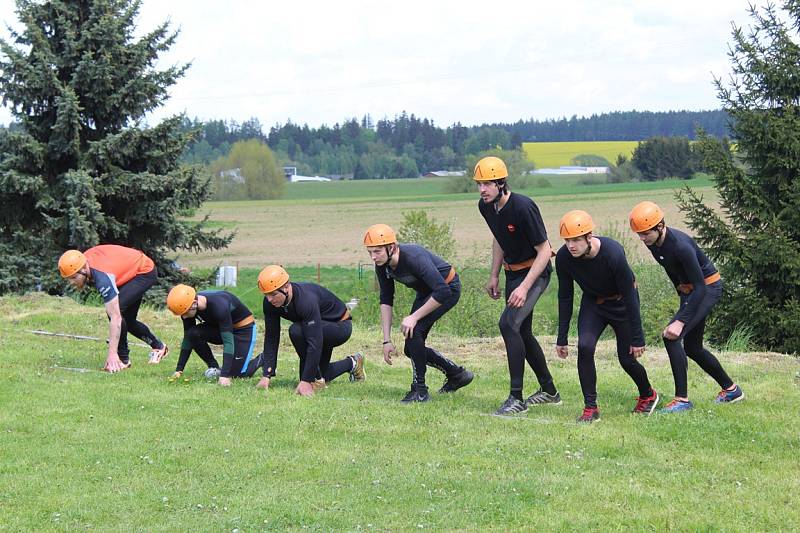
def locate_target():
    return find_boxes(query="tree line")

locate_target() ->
[178,109,731,178]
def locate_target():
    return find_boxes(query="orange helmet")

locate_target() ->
[363,224,397,246]
[629,201,664,232]
[258,265,290,293]
[559,210,595,239]
[167,284,196,316]
[473,156,508,182]
[58,250,87,278]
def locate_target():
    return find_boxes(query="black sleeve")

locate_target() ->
[175,317,195,372]
[376,266,395,306]
[609,251,645,347]
[675,243,707,323]
[262,299,282,377]
[556,250,574,346]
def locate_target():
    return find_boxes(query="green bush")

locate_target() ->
[397,210,456,260]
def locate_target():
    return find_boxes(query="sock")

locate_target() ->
[511,390,523,401]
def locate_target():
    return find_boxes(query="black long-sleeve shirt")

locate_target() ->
[646,228,718,323]
[176,291,252,374]
[556,237,644,346]
[375,244,453,306]
[478,192,552,275]
[262,282,348,381]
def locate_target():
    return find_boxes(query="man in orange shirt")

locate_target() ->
[58,245,168,372]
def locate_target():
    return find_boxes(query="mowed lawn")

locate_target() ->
[185,176,716,269]
[2,294,799,530]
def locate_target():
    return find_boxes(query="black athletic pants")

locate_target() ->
[114,269,163,362]
[500,270,556,397]
[576,296,653,408]
[403,278,463,388]
[663,281,733,398]
[186,323,262,378]
[288,319,354,383]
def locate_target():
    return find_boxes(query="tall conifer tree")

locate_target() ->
[0,0,230,293]
[678,1,800,352]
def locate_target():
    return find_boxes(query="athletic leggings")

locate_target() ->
[663,281,733,398]
[403,278,463,388]
[288,319,354,383]
[500,270,556,396]
[577,297,652,408]
[186,323,262,378]
[114,269,163,362]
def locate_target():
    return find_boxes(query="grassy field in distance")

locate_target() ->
[185,175,716,269]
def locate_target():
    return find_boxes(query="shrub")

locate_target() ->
[397,210,456,260]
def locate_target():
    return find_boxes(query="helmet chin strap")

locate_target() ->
[492,179,508,208]
[580,235,593,258]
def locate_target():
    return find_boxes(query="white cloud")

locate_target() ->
[0,0,756,127]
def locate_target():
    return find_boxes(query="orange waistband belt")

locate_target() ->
[340,309,351,321]
[503,258,535,271]
[444,267,457,284]
[233,315,255,329]
[677,272,721,294]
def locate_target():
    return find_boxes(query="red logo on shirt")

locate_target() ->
[507,224,516,233]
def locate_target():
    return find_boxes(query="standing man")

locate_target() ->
[363,224,474,403]
[555,210,659,423]
[166,284,262,384]
[629,201,744,413]
[255,265,364,397]
[58,245,168,372]
[474,156,562,415]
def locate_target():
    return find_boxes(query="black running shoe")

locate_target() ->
[438,368,474,393]
[400,386,430,403]
[493,395,528,416]
[525,390,562,406]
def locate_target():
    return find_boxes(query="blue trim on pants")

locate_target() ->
[239,323,257,375]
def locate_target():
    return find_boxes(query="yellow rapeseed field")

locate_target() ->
[523,141,640,168]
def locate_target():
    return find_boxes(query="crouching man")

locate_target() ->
[166,284,262,385]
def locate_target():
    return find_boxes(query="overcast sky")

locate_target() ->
[0,0,756,128]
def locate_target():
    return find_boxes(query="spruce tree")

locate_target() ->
[0,0,230,294]
[677,1,800,353]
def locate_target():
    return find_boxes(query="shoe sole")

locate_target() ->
[439,370,474,393]
[349,354,366,382]
[492,409,528,417]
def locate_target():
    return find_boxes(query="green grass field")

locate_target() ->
[3,294,799,530]
[523,141,640,168]
[6,176,800,530]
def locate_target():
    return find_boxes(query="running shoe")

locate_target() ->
[577,407,601,423]
[438,368,474,393]
[349,352,366,382]
[148,344,169,364]
[400,385,430,403]
[525,390,562,406]
[632,389,660,415]
[714,384,744,404]
[493,395,528,416]
[660,398,694,413]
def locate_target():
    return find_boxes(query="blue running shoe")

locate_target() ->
[714,384,744,404]
[660,398,694,413]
